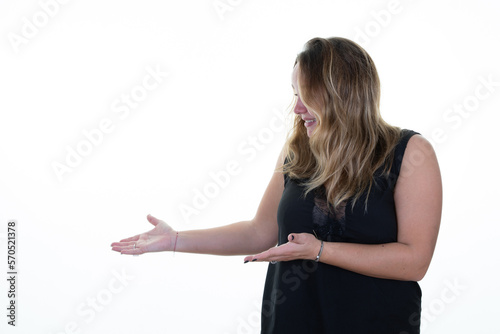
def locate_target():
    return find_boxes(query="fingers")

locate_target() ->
[110,241,136,248]
[110,216,162,255]
[115,234,140,243]
[111,215,161,245]
[288,233,320,249]
[243,238,314,263]
[147,214,160,226]
[243,253,263,263]
[110,241,144,255]
[244,247,279,263]
[120,247,144,255]
[116,215,158,243]
[287,233,310,243]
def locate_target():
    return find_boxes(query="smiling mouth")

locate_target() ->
[303,119,316,128]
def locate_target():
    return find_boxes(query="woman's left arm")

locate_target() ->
[244,135,442,282]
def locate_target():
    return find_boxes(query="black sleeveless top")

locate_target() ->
[261,129,422,334]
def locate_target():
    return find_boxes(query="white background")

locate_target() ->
[1,0,499,333]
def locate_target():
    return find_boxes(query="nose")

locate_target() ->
[293,96,308,115]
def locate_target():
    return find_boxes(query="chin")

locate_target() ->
[307,128,317,137]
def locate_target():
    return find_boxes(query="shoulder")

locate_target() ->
[400,134,439,178]
[406,133,433,152]
[394,132,442,214]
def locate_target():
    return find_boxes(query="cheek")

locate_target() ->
[306,109,319,121]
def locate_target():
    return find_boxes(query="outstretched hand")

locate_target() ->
[110,214,176,255]
[243,233,322,263]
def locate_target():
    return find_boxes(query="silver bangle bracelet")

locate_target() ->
[315,240,324,262]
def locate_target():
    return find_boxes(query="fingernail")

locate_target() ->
[252,259,257,262]
[291,235,294,240]
[244,260,249,264]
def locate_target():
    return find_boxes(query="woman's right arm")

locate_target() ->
[111,146,286,256]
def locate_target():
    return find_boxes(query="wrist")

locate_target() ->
[171,231,179,253]
[314,239,324,262]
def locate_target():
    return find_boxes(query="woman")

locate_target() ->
[111,37,442,333]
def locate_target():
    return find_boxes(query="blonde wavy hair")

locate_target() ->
[279,37,401,212]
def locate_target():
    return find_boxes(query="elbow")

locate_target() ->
[411,269,427,282]
[414,264,430,282]
[248,218,278,252]
[398,250,431,281]
[400,245,434,281]
[399,266,427,282]
[407,258,431,282]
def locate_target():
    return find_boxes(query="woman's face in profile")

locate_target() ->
[292,64,317,137]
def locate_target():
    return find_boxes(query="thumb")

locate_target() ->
[147,214,160,226]
[288,233,300,243]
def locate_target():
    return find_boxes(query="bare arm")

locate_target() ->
[317,135,442,280]
[174,146,286,255]
[244,135,442,281]
[112,146,286,256]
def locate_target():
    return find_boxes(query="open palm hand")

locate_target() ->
[110,214,176,255]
